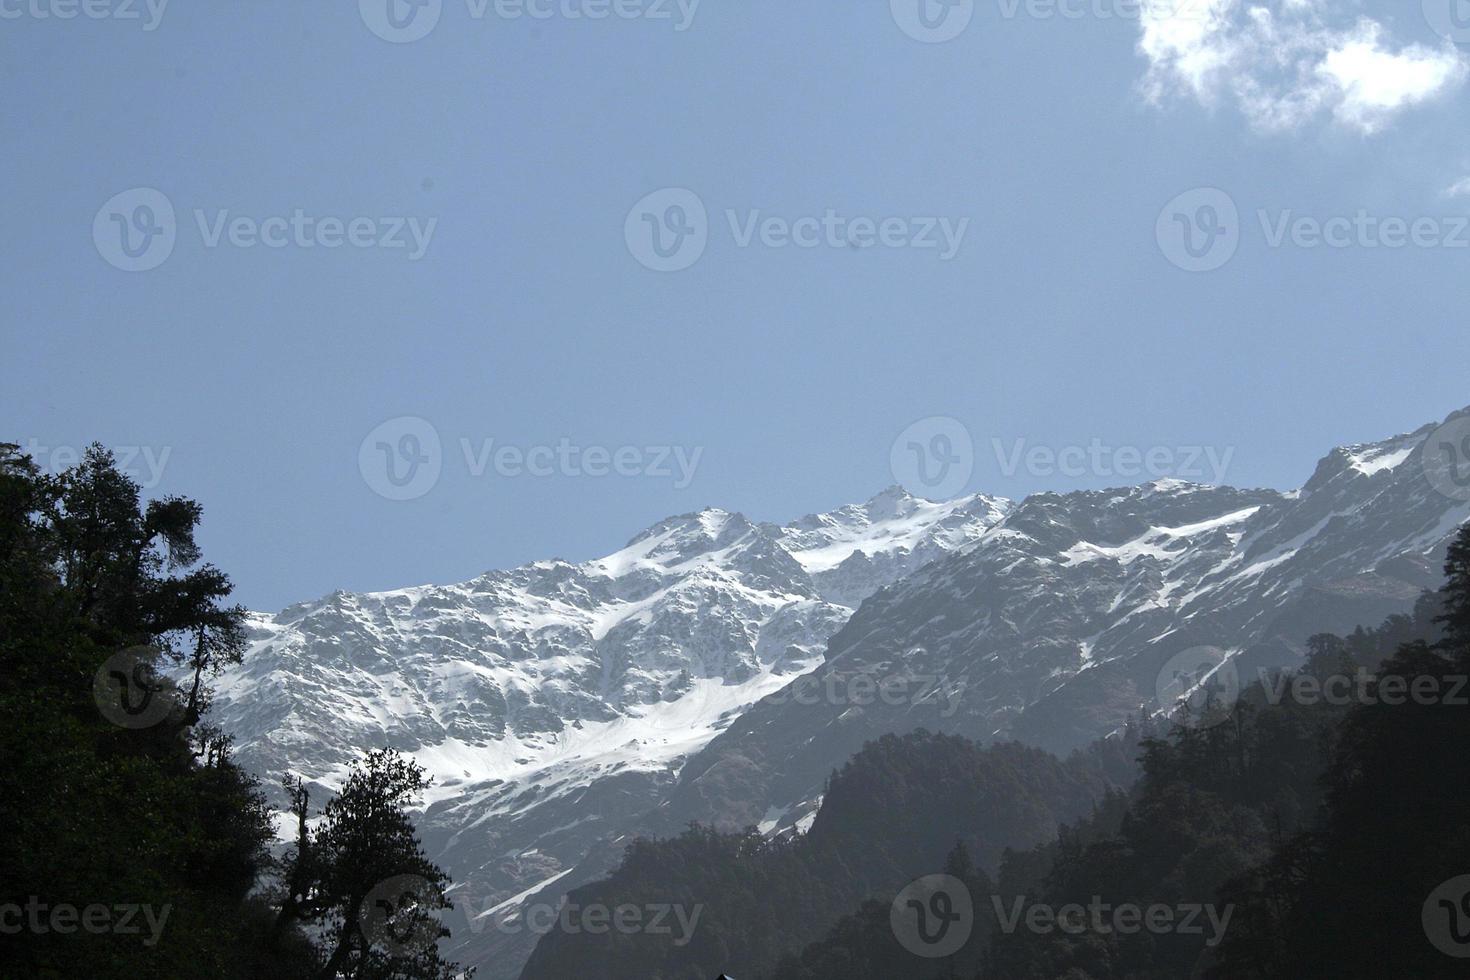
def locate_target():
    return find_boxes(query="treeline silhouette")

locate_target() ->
[970,544,1470,979]
[0,444,468,979]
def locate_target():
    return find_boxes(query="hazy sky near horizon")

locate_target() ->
[5,0,1470,610]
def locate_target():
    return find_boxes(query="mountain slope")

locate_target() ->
[646,410,1470,855]
[201,489,1010,973]
[519,729,1137,980]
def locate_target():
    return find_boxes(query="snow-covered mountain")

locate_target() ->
[207,408,1470,979]
[203,488,1009,972]
[644,410,1470,854]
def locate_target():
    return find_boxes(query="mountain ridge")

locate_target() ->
[199,407,1470,979]
[200,484,1014,976]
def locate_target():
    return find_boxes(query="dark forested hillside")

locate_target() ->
[769,548,1470,979]
[518,726,1143,979]
[1209,535,1470,978]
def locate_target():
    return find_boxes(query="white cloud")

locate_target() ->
[1444,175,1470,198]
[1138,0,1466,133]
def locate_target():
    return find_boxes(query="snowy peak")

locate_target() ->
[771,489,1011,607]
[617,507,751,563]
[200,482,1012,965]
[1304,423,1433,495]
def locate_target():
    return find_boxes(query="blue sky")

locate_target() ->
[4,0,1469,610]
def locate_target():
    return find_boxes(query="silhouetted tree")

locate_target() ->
[275,750,465,979]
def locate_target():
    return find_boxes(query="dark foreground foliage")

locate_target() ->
[0,444,467,979]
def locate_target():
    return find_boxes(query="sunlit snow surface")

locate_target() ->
[204,487,1012,838]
